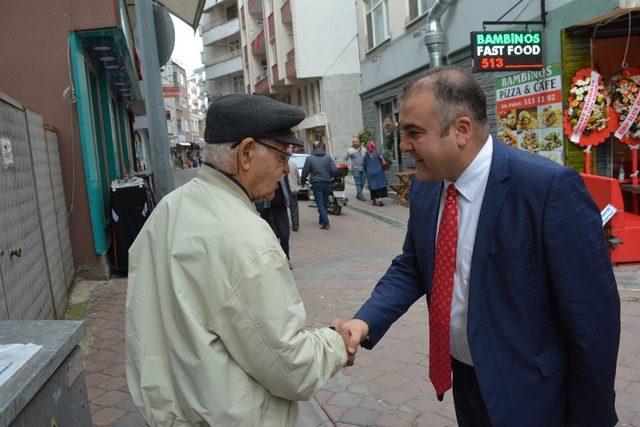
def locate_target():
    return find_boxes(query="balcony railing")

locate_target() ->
[247,0,262,15]
[255,73,269,94]
[285,49,295,78]
[281,0,292,24]
[268,13,275,42]
[251,29,265,55]
[201,18,240,46]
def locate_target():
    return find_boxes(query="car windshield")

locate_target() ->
[291,155,308,169]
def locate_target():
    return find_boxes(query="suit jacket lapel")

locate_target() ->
[469,137,510,300]
[425,182,442,300]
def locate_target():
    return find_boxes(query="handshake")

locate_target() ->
[330,318,370,366]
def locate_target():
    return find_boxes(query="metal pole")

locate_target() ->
[135,0,175,200]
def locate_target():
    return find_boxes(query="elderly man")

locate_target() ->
[336,67,619,427]
[126,94,347,426]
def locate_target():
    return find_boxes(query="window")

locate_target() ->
[408,0,429,21]
[233,74,244,93]
[365,0,388,49]
[226,4,238,20]
[177,118,183,132]
[229,39,241,53]
[316,81,322,113]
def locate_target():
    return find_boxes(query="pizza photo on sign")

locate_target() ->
[538,103,561,128]
[498,128,518,146]
[498,109,517,131]
[516,108,537,131]
[520,131,539,151]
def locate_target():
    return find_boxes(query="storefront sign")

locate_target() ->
[162,86,180,98]
[495,63,564,164]
[471,31,543,72]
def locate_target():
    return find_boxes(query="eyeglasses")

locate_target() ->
[230,139,292,162]
[254,139,292,162]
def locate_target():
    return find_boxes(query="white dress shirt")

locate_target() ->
[436,136,493,366]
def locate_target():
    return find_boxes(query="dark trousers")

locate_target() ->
[289,193,299,230]
[312,181,331,226]
[452,358,492,427]
[260,207,290,259]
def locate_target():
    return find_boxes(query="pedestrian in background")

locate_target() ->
[301,141,339,230]
[363,141,388,206]
[287,157,301,231]
[257,178,293,268]
[344,137,367,201]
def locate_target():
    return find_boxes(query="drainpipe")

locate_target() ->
[424,0,457,68]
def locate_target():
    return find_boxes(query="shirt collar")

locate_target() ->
[445,135,493,203]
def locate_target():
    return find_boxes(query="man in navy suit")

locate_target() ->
[334,67,620,427]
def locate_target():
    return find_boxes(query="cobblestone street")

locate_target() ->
[74,175,640,426]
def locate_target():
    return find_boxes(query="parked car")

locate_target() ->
[291,153,310,199]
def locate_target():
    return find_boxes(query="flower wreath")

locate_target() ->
[612,67,640,146]
[563,68,618,147]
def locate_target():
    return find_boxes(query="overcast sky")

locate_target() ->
[170,14,204,75]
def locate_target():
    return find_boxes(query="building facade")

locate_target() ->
[0,0,143,279]
[355,0,640,180]
[189,67,209,116]
[238,0,364,157]
[200,0,246,103]
[162,62,205,168]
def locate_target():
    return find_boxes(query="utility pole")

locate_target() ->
[135,0,175,200]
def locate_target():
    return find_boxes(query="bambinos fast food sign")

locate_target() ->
[471,31,543,72]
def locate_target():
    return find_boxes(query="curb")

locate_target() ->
[345,202,408,230]
[346,202,640,291]
[616,272,640,291]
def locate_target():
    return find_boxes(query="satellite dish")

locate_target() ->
[154,3,175,66]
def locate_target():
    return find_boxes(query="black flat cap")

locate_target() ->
[204,94,305,146]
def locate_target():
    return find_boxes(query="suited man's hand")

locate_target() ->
[332,318,369,366]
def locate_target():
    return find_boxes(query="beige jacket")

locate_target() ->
[125,166,346,426]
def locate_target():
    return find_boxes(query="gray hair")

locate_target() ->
[204,141,269,167]
[403,66,489,137]
[204,142,235,165]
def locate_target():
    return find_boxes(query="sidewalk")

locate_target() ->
[345,180,640,290]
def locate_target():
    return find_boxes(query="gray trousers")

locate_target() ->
[289,193,299,230]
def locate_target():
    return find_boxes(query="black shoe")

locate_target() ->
[292,225,299,232]
[320,223,330,230]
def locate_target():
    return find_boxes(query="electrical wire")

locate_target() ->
[321,34,358,77]
[622,11,632,69]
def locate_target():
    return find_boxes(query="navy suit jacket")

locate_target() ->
[355,138,620,427]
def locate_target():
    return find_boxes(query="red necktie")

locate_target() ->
[429,183,458,400]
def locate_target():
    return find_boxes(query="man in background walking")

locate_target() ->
[302,141,338,230]
[344,137,367,201]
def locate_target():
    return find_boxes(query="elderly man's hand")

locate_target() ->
[331,318,370,366]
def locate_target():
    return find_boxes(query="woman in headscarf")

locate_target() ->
[363,141,389,206]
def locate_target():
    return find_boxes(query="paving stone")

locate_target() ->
[112,411,147,427]
[375,412,417,426]
[92,390,129,407]
[313,389,334,405]
[327,391,365,408]
[322,404,348,422]
[92,407,127,426]
[340,408,380,426]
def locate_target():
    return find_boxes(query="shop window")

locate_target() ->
[408,0,429,21]
[379,98,400,164]
[365,0,389,49]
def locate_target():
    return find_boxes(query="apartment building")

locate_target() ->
[188,67,209,116]
[200,0,246,103]
[162,62,204,167]
[239,0,363,157]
